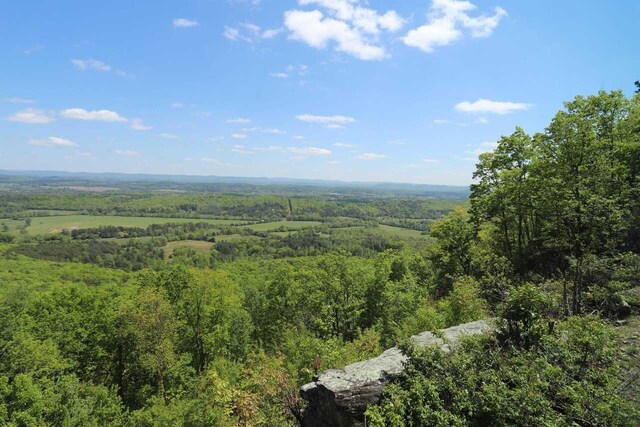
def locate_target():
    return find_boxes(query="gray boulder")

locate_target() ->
[301,319,493,427]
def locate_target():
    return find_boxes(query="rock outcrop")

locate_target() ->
[300,319,493,427]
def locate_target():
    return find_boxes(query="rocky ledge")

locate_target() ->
[300,319,493,427]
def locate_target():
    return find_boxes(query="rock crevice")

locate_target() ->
[300,319,493,427]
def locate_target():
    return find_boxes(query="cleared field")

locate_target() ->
[0,219,25,235]
[376,224,427,239]
[163,240,214,258]
[25,215,243,235]
[241,220,322,231]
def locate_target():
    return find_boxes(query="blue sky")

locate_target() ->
[1,0,638,185]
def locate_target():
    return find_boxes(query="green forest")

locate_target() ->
[0,88,639,426]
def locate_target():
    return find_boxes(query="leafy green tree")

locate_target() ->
[429,208,475,294]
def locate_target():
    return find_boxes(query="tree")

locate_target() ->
[119,287,179,401]
[429,208,475,294]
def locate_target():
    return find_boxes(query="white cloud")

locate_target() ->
[71,59,111,71]
[263,128,287,134]
[224,23,283,42]
[474,117,489,124]
[226,118,251,123]
[422,158,439,164]
[287,146,331,155]
[296,114,356,124]
[241,127,287,135]
[28,136,77,147]
[115,149,140,156]
[387,140,406,145]
[231,144,255,155]
[333,142,354,148]
[325,124,344,129]
[432,118,468,127]
[209,136,225,142]
[130,118,152,131]
[231,133,248,139]
[403,0,507,53]
[285,10,387,61]
[271,72,290,78]
[159,133,178,139]
[262,28,284,39]
[171,102,185,108]
[6,108,55,124]
[201,157,223,164]
[355,152,386,160]
[173,18,200,28]
[455,99,531,114]
[72,59,129,77]
[284,1,406,60]
[60,108,128,122]
[293,135,305,140]
[2,97,35,104]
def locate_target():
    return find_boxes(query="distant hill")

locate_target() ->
[0,169,470,199]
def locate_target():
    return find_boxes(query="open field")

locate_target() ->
[376,224,428,239]
[240,220,323,231]
[17,215,323,235]
[0,219,24,235]
[24,215,240,235]
[162,240,215,258]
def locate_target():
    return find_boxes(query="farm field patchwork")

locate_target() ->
[19,215,321,235]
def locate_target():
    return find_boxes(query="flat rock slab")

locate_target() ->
[301,319,493,427]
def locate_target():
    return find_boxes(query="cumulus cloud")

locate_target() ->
[115,149,140,156]
[403,0,507,53]
[60,108,128,122]
[159,133,178,139]
[130,118,152,131]
[241,127,287,135]
[285,0,404,60]
[72,59,129,77]
[270,64,309,79]
[231,133,248,139]
[231,144,256,155]
[355,152,386,160]
[387,140,406,145]
[71,59,111,71]
[296,114,356,124]
[28,137,77,147]
[6,108,55,124]
[287,146,331,155]
[333,142,354,148]
[455,99,532,114]
[226,118,252,123]
[223,23,283,42]
[173,18,199,28]
[432,118,468,126]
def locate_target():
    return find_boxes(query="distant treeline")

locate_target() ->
[0,193,462,221]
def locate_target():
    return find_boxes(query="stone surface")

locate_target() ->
[301,319,493,427]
